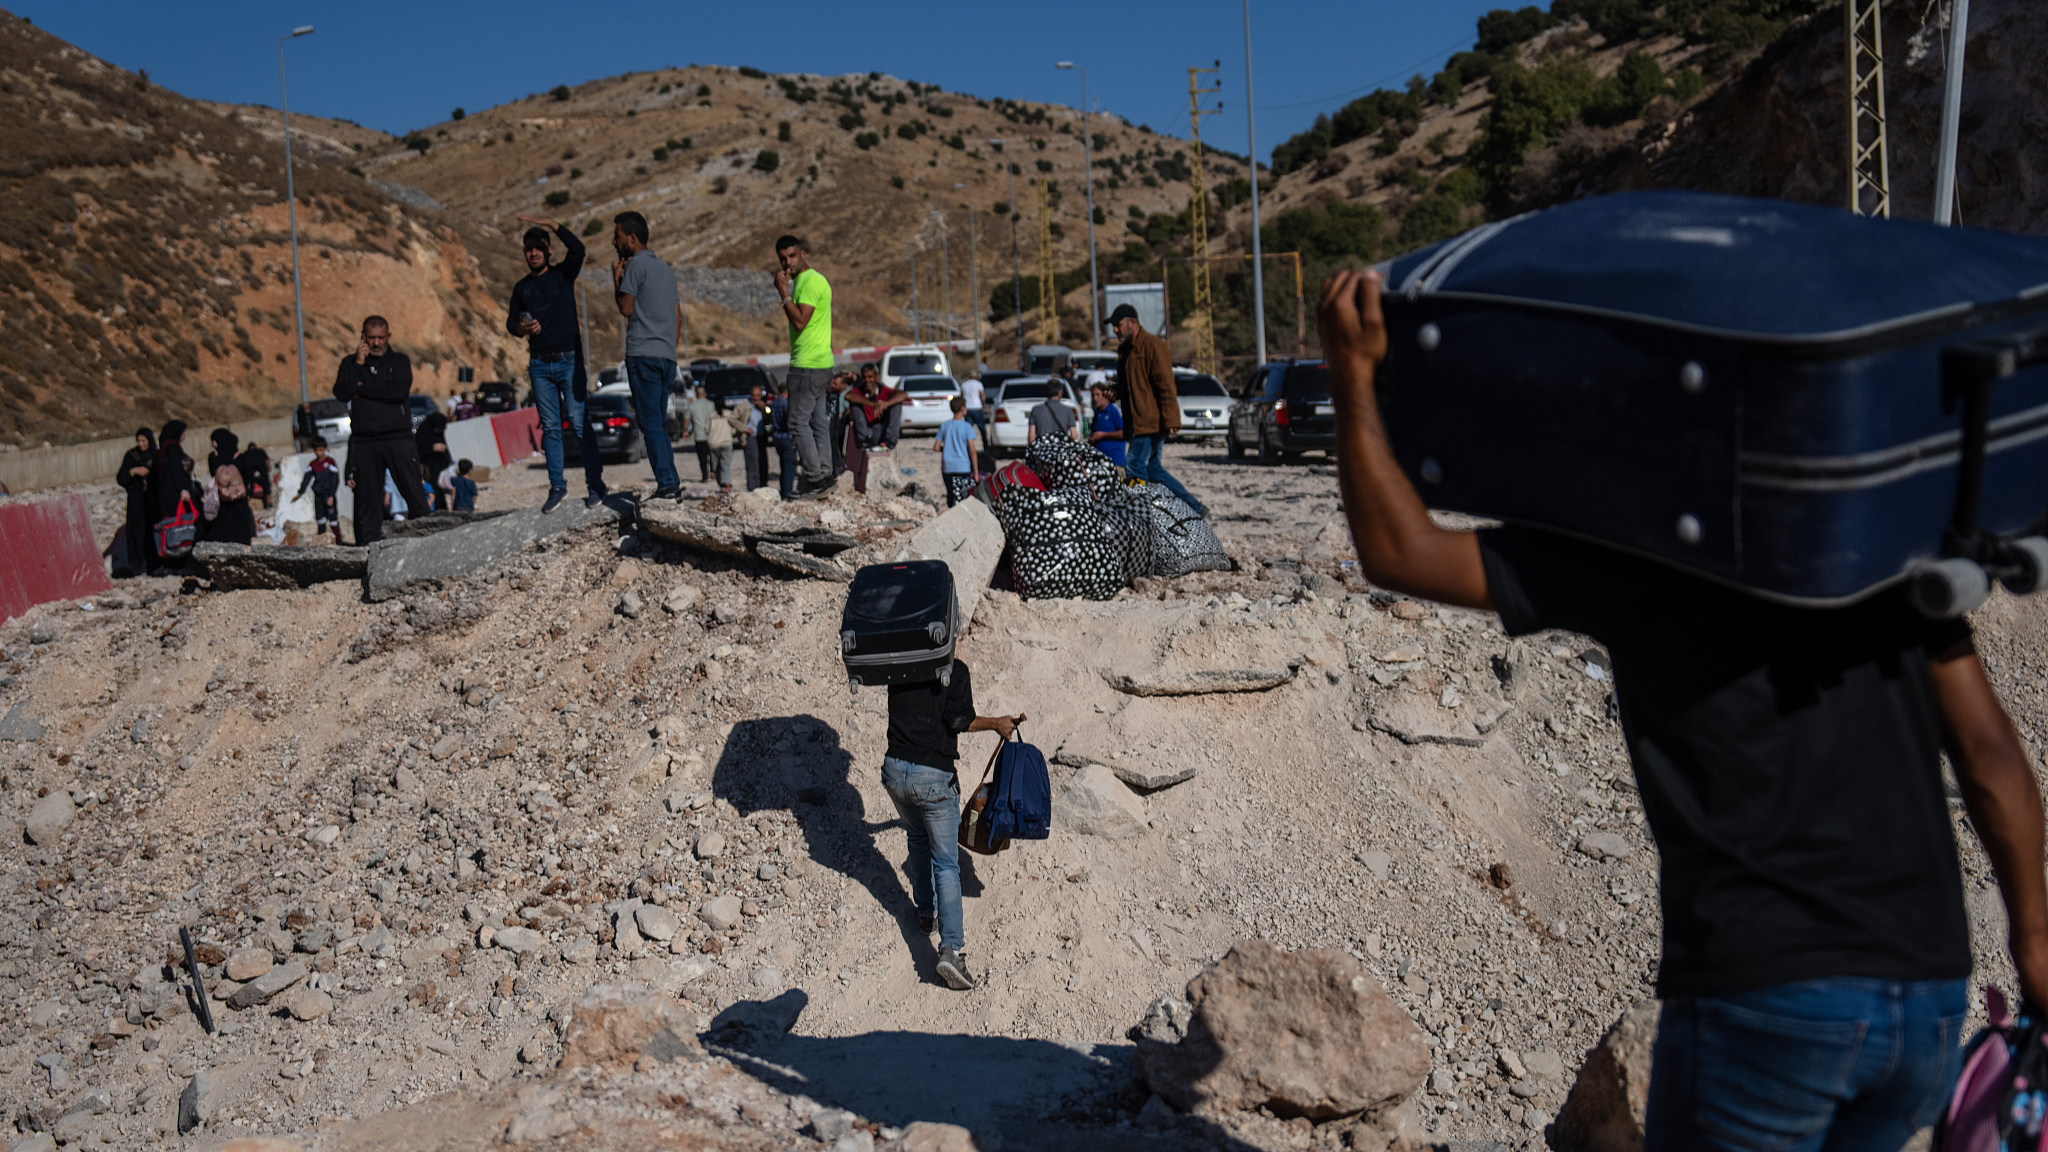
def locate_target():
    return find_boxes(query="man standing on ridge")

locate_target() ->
[1111,303,1206,517]
[508,213,603,514]
[611,211,684,501]
[333,315,430,545]
[776,235,835,495]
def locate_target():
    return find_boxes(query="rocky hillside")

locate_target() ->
[0,12,524,449]
[361,66,1250,360]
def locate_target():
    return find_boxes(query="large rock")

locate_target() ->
[1552,1001,1661,1152]
[365,498,628,601]
[899,499,1005,627]
[177,1071,221,1134]
[557,984,704,1070]
[24,791,74,845]
[223,948,272,983]
[639,505,763,557]
[225,960,306,1009]
[193,541,366,590]
[1135,939,1430,1122]
[699,895,743,931]
[1056,764,1148,839]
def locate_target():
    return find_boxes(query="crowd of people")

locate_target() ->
[114,420,278,577]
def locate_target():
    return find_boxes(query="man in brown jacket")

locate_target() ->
[1111,304,1207,516]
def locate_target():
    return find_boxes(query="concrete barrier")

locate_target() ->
[0,494,113,623]
[444,415,503,469]
[0,417,293,496]
[491,409,541,465]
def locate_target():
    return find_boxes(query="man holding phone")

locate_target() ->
[507,214,603,513]
[611,211,684,501]
[775,235,835,494]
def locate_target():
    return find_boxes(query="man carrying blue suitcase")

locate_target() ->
[1319,268,2048,1151]
[882,658,1024,991]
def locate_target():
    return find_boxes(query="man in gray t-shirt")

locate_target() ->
[609,211,681,497]
[1027,389,1079,445]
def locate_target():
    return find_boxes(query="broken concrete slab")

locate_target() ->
[378,510,511,539]
[639,506,766,557]
[897,499,1004,628]
[642,506,860,580]
[194,542,367,591]
[1104,666,1298,697]
[1052,748,1197,791]
[365,497,631,602]
[1368,693,1485,748]
[753,542,851,582]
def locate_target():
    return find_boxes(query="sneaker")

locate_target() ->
[541,489,566,514]
[585,488,610,509]
[935,948,976,991]
[918,914,937,937]
[649,486,681,502]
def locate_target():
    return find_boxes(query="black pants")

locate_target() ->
[347,436,430,546]
[693,440,711,481]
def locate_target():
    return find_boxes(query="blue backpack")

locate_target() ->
[959,731,1051,853]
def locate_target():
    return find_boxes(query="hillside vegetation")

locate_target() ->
[0,12,522,449]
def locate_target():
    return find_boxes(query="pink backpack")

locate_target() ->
[1938,986,2048,1151]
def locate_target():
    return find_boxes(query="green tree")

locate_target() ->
[1260,202,1385,262]
[451,107,465,121]
[777,120,792,142]
[549,85,570,102]
[754,150,781,173]
[544,190,570,207]
[1469,56,1599,213]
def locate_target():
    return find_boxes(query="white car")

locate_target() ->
[896,374,960,431]
[1070,350,1118,379]
[1171,369,1234,440]
[879,345,952,394]
[987,376,1082,458]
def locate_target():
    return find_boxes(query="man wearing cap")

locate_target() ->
[1111,303,1207,516]
[507,214,603,513]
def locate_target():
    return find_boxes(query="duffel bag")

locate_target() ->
[1135,483,1231,577]
[155,493,199,559]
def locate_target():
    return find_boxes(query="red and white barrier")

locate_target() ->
[489,409,541,465]
[443,417,502,470]
[0,494,112,624]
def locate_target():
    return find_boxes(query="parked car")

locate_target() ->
[1171,370,1234,440]
[561,392,645,464]
[703,365,772,413]
[986,376,1082,458]
[406,394,440,430]
[1026,344,1071,375]
[879,345,952,393]
[475,382,518,414]
[897,374,961,431]
[1070,350,1118,379]
[978,369,1027,396]
[296,398,350,448]
[1227,359,1335,463]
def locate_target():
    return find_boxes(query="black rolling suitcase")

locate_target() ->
[1375,190,2048,617]
[841,560,960,688]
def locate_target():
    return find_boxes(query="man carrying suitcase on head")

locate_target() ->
[882,658,1024,992]
[1318,269,2048,1151]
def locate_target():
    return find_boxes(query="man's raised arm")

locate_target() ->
[1323,270,1491,610]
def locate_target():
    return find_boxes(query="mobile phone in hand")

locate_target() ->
[519,312,534,326]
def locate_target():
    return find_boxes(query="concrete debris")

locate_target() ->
[1052,747,1197,791]
[365,497,629,601]
[1103,666,1299,696]
[641,504,858,578]
[193,541,367,590]
[754,541,851,581]
[1134,939,1429,1121]
[899,499,1005,627]
[379,509,511,538]
[226,960,307,1009]
[1552,1001,1660,1152]
[558,984,705,1069]
[1368,693,1486,747]
[1056,764,1148,839]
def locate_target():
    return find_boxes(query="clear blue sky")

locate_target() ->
[15,1,1500,163]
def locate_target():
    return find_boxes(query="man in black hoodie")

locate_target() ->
[507,214,603,513]
[334,315,429,544]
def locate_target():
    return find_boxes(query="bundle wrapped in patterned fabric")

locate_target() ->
[1133,483,1232,578]
[1024,434,1123,502]
[998,486,1152,601]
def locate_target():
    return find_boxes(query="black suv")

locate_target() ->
[562,393,644,464]
[703,365,772,413]
[1227,359,1334,464]
[475,382,518,413]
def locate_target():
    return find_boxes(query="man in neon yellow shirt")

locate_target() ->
[775,234,835,494]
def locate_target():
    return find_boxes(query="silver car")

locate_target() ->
[1172,370,1234,439]
[897,374,961,431]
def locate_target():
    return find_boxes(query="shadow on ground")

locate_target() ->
[704,993,1263,1152]
[711,715,984,991]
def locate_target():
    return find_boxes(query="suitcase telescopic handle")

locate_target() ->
[1917,325,2048,617]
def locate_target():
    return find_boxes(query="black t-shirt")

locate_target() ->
[1478,526,1973,997]
[506,225,587,357]
[886,660,976,771]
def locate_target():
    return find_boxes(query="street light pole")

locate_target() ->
[957,183,981,368]
[937,211,953,349]
[278,25,315,406]
[993,138,1025,368]
[1057,62,1101,350]
[1242,1,1268,368]
[1933,0,1971,225]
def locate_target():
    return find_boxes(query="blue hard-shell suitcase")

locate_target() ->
[1374,191,2048,615]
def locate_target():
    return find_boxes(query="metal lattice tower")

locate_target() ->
[1187,65,1222,376]
[1846,0,1890,217]
[1036,179,1058,345]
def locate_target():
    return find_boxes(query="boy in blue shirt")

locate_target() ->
[932,397,981,507]
[1087,383,1126,468]
[451,459,479,512]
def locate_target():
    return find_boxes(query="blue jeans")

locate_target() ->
[1126,432,1205,513]
[624,356,681,491]
[880,757,963,952]
[530,358,603,495]
[1646,978,1967,1152]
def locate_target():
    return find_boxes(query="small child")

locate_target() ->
[932,396,980,508]
[451,459,479,512]
[297,437,341,537]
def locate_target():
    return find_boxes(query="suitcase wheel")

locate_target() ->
[937,664,953,688]
[1909,557,1991,620]
[2000,537,2048,596]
